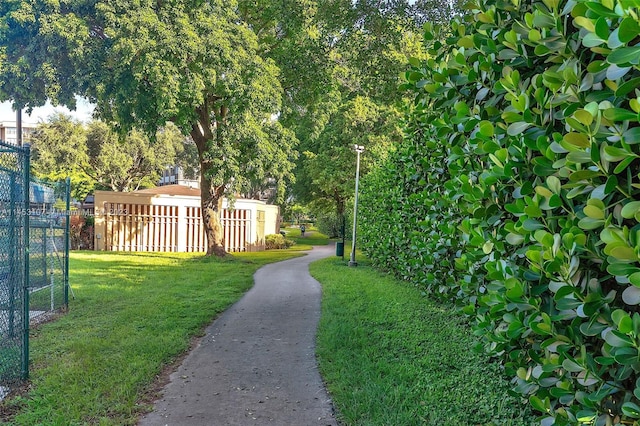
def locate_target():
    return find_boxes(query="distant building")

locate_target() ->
[93,185,279,252]
[0,121,37,145]
[159,165,200,189]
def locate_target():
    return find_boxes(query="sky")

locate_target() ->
[0,98,95,124]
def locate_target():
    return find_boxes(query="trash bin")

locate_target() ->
[336,241,344,257]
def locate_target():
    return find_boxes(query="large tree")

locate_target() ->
[30,114,94,201]
[0,0,296,256]
[290,24,425,215]
[237,0,437,216]
[31,114,185,198]
[84,121,184,192]
[303,96,401,215]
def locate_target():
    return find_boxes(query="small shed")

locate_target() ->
[93,185,279,253]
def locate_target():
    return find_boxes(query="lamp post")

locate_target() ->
[349,144,364,267]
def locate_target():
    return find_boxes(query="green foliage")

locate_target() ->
[311,257,534,425]
[0,0,297,256]
[282,1,431,211]
[316,213,350,239]
[0,0,82,110]
[30,114,185,198]
[360,0,640,423]
[282,203,310,224]
[85,121,185,192]
[302,96,401,215]
[29,114,93,200]
[265,233,295,249]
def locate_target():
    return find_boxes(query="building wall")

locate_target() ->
[263,204,280,236]
[0,121,37,145]
[93,191,279,253]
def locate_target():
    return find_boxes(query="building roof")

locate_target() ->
[134,185,201,197]
[0,121,38,129]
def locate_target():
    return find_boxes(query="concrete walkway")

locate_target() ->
[138,244,338,426]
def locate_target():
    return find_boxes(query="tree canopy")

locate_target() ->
[30,114,185,200]
[0,0,459,254]
[0,0,297,255]
[302,96,401,215]
[245,0,433,217]
[30,114,93,201]
[84,121,185,193]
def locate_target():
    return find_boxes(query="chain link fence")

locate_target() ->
[0,141,70,386]
[28,178,71,321]
[0,141,30,384]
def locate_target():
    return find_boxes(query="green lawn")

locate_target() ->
[2,244,536,425]
[281,226,330,247]
[311,256,536,426]
[0,250,304,425]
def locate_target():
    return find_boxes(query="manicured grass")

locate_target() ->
[1,250,304,425]
[281,226,330,247]
[311,257,536,426]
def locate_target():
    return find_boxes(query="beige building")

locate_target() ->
[93,185,280,253]
[0,121,37,145]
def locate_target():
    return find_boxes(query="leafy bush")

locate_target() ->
[316,213,351,239]
[265,234,295,249]
[361,0,640,424]
[69,215,94,250]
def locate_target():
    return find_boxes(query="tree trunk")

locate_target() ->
[336,194,346,239]
[336,194,345,217]
[200,173,227,256]
[191,113,227,257]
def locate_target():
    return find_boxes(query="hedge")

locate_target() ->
[360,0,640,424]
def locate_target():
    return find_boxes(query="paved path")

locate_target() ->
[138,244,338,426]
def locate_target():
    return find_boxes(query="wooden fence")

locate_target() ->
[103,202,254,253]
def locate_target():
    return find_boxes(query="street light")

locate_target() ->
[349,144,364,267]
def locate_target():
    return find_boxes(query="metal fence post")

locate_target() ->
[43,220,48,296]
[64,177,70,308]
[21,144,30,380]
[8,172,16,339]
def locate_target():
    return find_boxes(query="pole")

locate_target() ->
[64,177,71,306]
[49,224,54,311]
[16,109,23,147]
[8,173,16,339]
[341,213,345,261]
[349,145,364,267]
[21,144,30,380]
